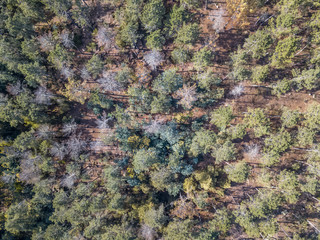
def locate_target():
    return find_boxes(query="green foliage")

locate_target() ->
[304,104,320,130]
[171,48,190,64]
[259,218,279,238]
[152,69,183,94]
[128,86,152,112]
[209,208,232,234]
[264,130,292,155]
[296,127,315,147]
[271,36,300,68]
[243,30,273,59]
[292,68,320,91]
[192,47,213,70]
[151,94,172,114]
[86,55,104,78]
[141,0,165,32]
[168,4,190,36]
[144,205,168,229]
[197,70,221,90]
[278,170,300,204]
[281,107,300,128]
[210,106,233,130]
[48,44,72,70]
[251,65,269,83]
[230,47,251,81]
[272,78,292,97]
[244,108,270,137]
[18,62,48,87]
[212,140,236,163]
[180,0,200,9]
[146,30,165,50]
[175,23,200,45]
[225,161,250,183]
[132,148,159,173]
[164,219,194,240]
[189,129,216,157]
[227,124,246,140]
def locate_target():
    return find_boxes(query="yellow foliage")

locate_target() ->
[174,111,192,124]
[127,167,135,178]
[62,79,90,104]
[183,177,197,193]
[128,135,140,149]
[226,0,258,28]
[23,117,39,128]
[194,171,213,191]
[0,140,11,154]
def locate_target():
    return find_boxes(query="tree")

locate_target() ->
[192,47,213,70]
[18,62,48,87]
[292,68,320,91]
[272,78,292,97]
[175,23,200,45]
[296,127,315,147]
[189,129,216,157]
[168,4,190,36]
[97,71,123,92]
[271,36,300,68]
[225,161,250,183]
[146,30,165,50]
[281,107,300,128]
[180,0,200,9]
[264,130,292,155]
[210,106,233,130]
[171,48,190,64]
[244,108,270,137]
[304,104,320,130]
[34,86,53,105]
[128,86,152,112]
[38,33,55,52]
[243,30,273,60]
[66,134,87,160]
[21,38,41,61]
[278,170,300,204]
[259,218,279,238]
[144,205,168,229]
[197,70,221,91]
[60,31,73,49]
[151,94,172,114]
[230,47,251,81]
[144,50,164,70]
[209,208,232,234]
[175,84,198,109]
[141,0,165,32]
[132,148,158,173]
[86,55,104,78]
[164,219,194,240]
[152,69,183,94]
[96,27,114,50]
[212,140,236,163]
[230,84,244,97]
[251,65,269,83]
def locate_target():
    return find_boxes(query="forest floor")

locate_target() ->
[72,1,320,238]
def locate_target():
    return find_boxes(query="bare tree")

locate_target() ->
[19,153,41,184]
[230,84,244,97]
[60,31,73,48]
[96,27,114,50]
[143,120,163,134]
[66,134,87,159]
[80,67,91,80]
[38,33,54,52]
[211,8,227,33]
[144,50,164,70]
[60,173,77,188]
[51,142,67,160]
[61,120,77,136]
[61,65,74,79]
[245,144,260,160]
[7,81,24,96]
[1,173,15,184]
[176,84,198,109]
[34,86,54,105]
[95,112,112,129]
[97,71,123,92]
[36,124,54,139]
[139,224,157,240]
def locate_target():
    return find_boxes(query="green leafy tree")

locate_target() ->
[278,170,300,204]
[141,0,165,32]
[152,69,183,94]
[18,62,48,87]
[259,218,279,238]
[189,129,216,157]
[209,208,232,234]
[271,36,300,68]
[281,107,300,128]
[133,148,158,173]
[304,104,320,130]
[171,48,190,64]
[197,70,221,91]
[272,78,292,97]
[243,30,273,59]
[164,219,194,240]
[168,4,190,36]
[292,68,320,91]
[244,108,270,137]
[192,47,213,70]
[180,0,200,9]
[86,55,104,78]
[225,161,250,183]
[151,94,172,114]
[175,23,200,45]
[144,205,168,229]
[146,30,165,50]
[296,127,315,147]
[251,65,269,83]
[264,130,292,155]
[210,106,233,130]
[230,47,251,81]
[212,140,236,163]
[128,86,152,112]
